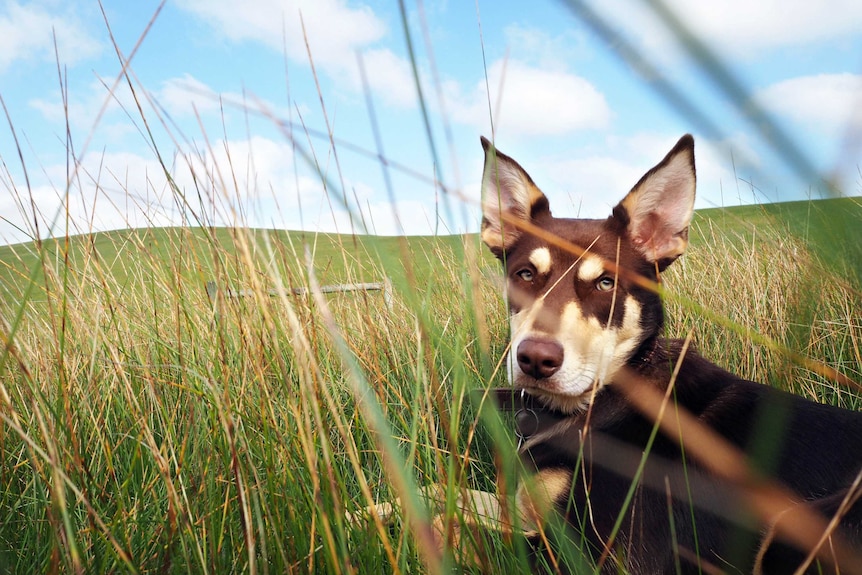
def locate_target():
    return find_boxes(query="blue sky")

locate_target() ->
[1,0,861,244]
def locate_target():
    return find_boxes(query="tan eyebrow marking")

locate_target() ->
[577,254,605,283]
[529,247,552,275]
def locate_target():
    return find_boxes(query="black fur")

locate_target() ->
[518,341,862,574]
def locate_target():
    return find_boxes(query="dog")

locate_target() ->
[479,134,862,574]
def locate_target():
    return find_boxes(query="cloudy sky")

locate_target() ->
[0,0,861,244]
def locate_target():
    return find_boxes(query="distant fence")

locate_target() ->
[205,278,393,310]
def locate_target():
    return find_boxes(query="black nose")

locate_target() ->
[516,338,564,379]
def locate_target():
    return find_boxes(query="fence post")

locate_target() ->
[383,277,393,310]
[206,278,394,308]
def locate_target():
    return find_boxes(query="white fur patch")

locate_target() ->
[528,247,552,275]
[576,255,605,283]
[510,295,644,413]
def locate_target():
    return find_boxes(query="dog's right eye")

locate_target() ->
[516,269,534,282]
[596,276,615,291]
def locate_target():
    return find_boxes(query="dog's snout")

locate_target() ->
[517,338,564,379]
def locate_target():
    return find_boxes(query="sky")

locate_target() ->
[0,0,861,245]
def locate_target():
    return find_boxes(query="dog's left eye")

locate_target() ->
[596,276,615,291]
[516,269,534,282]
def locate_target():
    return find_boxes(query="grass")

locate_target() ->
[0,222,510,573]
[1,3,860,572]
[0,197,860,573]
[673,201,862,406]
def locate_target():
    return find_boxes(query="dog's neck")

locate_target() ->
[631,335,661,370]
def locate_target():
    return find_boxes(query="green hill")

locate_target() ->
[694,196,862,283]
[0,226,488,305]
[2,196,859,302]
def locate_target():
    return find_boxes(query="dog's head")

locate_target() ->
[481,135,696,413]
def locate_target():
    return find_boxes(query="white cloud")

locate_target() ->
[175,0,385,65]
[494,133,744,221]
[0,137,298,243]
[447,59,611,138]
[174,0,416,108]
[756,73,862,136]
[589,0,862,60]
[311,199,438,236]
[351,48,417,109]
[0,181,58,244]
[152,74,296,120]
[438,26,609,156]
[28,77,139,136]
[671,0,862,52]
[1,126,440,243]
[175,136,297,203]
[28,74,302,156]
[373,199,437,235]
[170,136,456,235]
[65,152,182,232]
[502,24,590,72]
[0,151,175,244]
[155,74,223,118]
[689,134,763,208]
[0,1,100,73]
[542,154,645,217]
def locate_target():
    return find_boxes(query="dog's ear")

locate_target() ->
[614,134,696,268]
[480,136,550,255]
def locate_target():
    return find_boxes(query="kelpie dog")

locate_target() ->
[480,135,862,574]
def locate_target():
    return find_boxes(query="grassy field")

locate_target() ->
[0,195,860,573]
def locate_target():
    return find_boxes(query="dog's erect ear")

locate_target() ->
[614,134,696,267]
[480,136,549,255]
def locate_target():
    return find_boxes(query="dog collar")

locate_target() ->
[488,388,566,449]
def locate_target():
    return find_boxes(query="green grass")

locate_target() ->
[0,221,510,573]
[0,227,481,302]
[1,2,860,570]
[0,196,859,573]
[676,199,862,405]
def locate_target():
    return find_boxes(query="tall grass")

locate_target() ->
[0,4,860,574]
[0,221,517,572]
[1,188,860,573]
[667,208,862,409]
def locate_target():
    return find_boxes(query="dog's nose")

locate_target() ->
[516,338,564,379]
